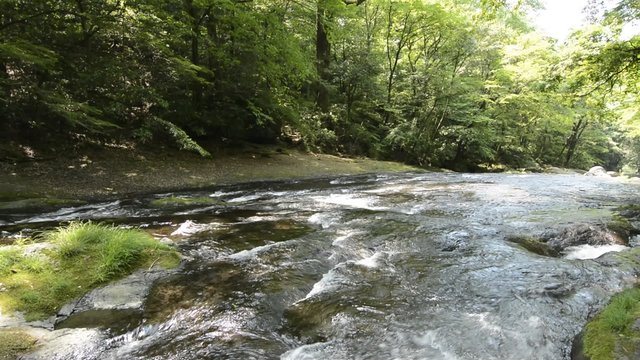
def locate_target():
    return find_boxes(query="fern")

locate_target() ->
[39,90,120,132]
[0,40,58,69]
[153,117,211,157]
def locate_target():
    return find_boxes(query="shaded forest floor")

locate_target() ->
[0,143,423,201]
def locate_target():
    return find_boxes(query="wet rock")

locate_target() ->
[524,282,574,298]
[543,283,563,290]
[22,243,56,256]
[607,217,637,242]
[441,245,458,252]
[570,331,589,360]
[55,309,143,335]
[544,224,625,254]
[158,236,174,246]
[584,166,609,177]
[441,231,470,252]
[19,328,105,360]
[619,209,640,222]
[55,268,175,330]
[508,235,559,257]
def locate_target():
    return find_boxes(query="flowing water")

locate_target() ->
[3,172,640,360]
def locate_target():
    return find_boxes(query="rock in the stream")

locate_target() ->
[525,282,575,298]
[55,268,172,330]
[508,235,559,257]
[543,224,625,254]
[19,328,105,360]
[441,230,471,252]
[13,267,180,360]
[584,166,609,177]
[570,331,589,360]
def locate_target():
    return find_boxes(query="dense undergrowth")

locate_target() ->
[0,222,180,320]
[2,1,639,173]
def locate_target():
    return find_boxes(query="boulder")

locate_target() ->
[19,328,105,360]
[507,235,559,257]
[543,224,625,254]
[584,166,609,177]
[54,268,175,331]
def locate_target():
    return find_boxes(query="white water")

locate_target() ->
[564,244,629,260]
[6,172,640,360]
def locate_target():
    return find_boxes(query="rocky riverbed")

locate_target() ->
[2,172,640,359]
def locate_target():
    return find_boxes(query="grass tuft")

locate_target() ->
[584,287,640,360]
[0,221,180,321]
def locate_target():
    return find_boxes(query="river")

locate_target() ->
[4,172,640,359]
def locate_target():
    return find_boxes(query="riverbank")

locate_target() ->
[0,144,423,203]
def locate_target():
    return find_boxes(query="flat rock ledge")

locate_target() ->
[7,266,180,360]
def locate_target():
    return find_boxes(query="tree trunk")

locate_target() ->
[315,0,331,112]
[315,0,366,112]
[559,118,588,167]
[184,0,203,108]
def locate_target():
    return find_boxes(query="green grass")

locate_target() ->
[584,287,640,360]
[0,330,38,359]
[0,222,180,321]
[149,196,225,208]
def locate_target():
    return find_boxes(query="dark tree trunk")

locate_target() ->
[184,0,203,108]
[315,0,366,112]
[315,1,331,112]
[559,118,588,167]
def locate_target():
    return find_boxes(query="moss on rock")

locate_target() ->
[607,216,638,243]
[0,330,38,359]
[0,222,180,321]
[582,287,640,360]
[507,235,559,257]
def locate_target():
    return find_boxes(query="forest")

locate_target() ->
[1,0,639,172]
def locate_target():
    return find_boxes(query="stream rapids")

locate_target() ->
[3,172,640,360]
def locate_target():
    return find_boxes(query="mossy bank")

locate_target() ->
[577,287,640,360]
[0,222,180,321]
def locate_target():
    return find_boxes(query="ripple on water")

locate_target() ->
[12,172,640,360]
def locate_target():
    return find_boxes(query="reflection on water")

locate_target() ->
[4,173,640,360]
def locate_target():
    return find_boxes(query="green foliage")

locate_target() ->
[0,249,21,276]
[0,222,180,320]
[0,40,58,69]
[0,0,637,170]
[153,118,211,157]
[297,110,340,152]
